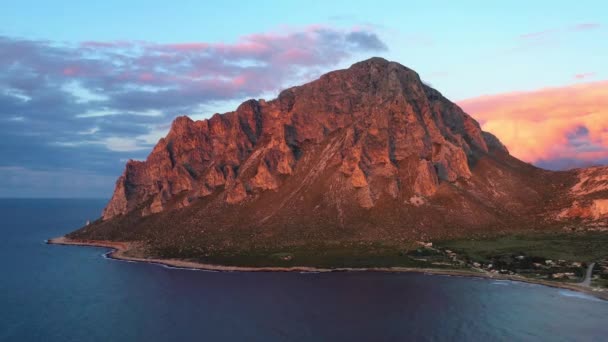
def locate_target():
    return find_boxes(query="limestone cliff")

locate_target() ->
[102,58,506,220]
[70,58,606,252]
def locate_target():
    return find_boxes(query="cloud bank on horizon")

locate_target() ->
[459,81,608,169]
[0,18,607,197]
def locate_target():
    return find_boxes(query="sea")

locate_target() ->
[1,198,607,341]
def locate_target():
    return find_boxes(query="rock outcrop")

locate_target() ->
[559,166,608,221]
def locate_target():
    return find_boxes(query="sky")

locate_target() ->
[1,0,607,198]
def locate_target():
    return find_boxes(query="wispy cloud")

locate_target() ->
[519,22,601,40]
[571,22,601,31]
[519,29,559,40]
[574,72,596,80]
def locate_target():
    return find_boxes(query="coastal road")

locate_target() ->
[581,263,595,287]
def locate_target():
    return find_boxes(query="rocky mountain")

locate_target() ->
[70,58,607,255]
[559,166,608,222]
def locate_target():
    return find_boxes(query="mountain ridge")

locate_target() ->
[69,57,607,255]
[102,57,505,219]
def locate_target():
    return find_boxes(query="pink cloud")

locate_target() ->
[0,25,388,187]
[458,81,608,167]
[0,24,387,136]
[0,24,382,109]
[519,29,557,40]
[519,22,601,40]
[231,75,247,86]
[138,73,155,82]
[80,41,133,48]
[160,42,210,51]
[12,24,385,112]
[62,67,79,76]
[574,72,596,79]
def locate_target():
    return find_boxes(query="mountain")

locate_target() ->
[68,58,608,257]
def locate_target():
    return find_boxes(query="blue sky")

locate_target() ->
[4,1,607,98]
[1,1,607,197]
[4,1,606,93]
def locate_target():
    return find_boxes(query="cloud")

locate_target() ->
[1,25,387,115]
[574,72,596,80]
[459,81,608,170]
[0,25,387,197]
[519,29,558,40]
[0,166,116,198]
[345,31,388,51]
[2,24,387,113]
[519,22,601,40]
[571,23,601,31]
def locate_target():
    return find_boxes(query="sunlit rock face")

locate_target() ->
[103,58,502,220]
[87,57,606,249]
[558,166,608,220]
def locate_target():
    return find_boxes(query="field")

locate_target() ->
[151,241,463,269]
[147,231,608,284]
[437,232,608,263]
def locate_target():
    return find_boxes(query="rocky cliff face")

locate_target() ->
[73,58,606,252]
[559,166,608,223]
[102,58,506,220]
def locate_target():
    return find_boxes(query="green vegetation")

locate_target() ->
[592,260,608,288]
[436,232,608,284]
[437,232,608,263]
[592,279,608,288]
[146,231,608,288]
[152,242,464,269]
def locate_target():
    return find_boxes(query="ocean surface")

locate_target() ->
[1,199,607,341]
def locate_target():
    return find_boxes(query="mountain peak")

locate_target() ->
[350,56,392,69]
[69,58,607,258]
[279,57,419,97]
[349,57,419,77]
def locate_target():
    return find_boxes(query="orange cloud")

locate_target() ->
[458,81,608,166]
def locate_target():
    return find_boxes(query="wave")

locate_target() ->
[100,251,220,272]
[558,290,604,302]
[491,280,511,286]
[159,264,219,272]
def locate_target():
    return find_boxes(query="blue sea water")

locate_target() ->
[1,199,607,341]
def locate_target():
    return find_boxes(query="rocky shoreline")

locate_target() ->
[48,236,608,301]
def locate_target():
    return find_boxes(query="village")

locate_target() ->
[410,241,605,286]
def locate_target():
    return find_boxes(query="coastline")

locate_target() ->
[48,236,608,301]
